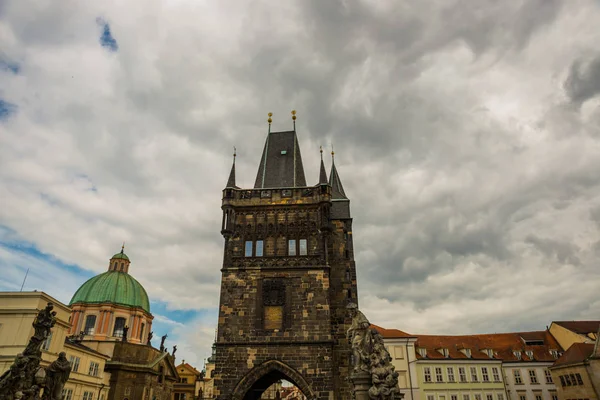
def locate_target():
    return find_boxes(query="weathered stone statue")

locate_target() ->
[0,303,69,400]
[41,353,71,400]
[172,346,177,357]
[346,303,402,400]
[121,326,129,342]
[147,331,153,346]
[346,303,371,373]
[160,334,167,352]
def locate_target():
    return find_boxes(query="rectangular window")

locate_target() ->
[497,395,504,400]
[463,395,470,400]
[42,331,53,351]
[559,376,566,387]
[545,369,553,384]
[427,396,435,400]
[514,370,523,384]
[84,315,96,335]
[569,374,577,385]
[451,396,458,400]
[565,374,572,386]
[82,392,93,400]
[535,395,542,400]
[551,394,558,400]
[492,367,500,382]
[576,373,584,385]
[475,395,481,400]
[424,367,432,383]
[529,369,538,384]
[447,367,455,382]
[288,239,296,256]
[299,239,308,256]
[518,395,526,400]
[459,367,467,382]
[435,367,443,382]
[486,394,493,400]
[88,361,99,377]
[482,367,489,382]
[255,240,264,257]
[62,389,73,400]
[471,367,479,382]
[68,356,80,372]
[245,241,253,257]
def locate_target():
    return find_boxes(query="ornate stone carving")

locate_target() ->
[0,303,71,400]
[347,303,402,400]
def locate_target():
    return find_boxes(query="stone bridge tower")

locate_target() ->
[213,113,358,400]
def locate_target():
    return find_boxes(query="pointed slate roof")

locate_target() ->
[226,160,237,188]
[329,156,347,199]
[254,130,307,188]
[319,152,328,184]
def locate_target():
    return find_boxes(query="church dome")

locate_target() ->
[69,249,150,313]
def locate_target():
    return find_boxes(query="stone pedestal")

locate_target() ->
[349,371,371,400]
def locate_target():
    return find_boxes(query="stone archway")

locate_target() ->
[231,360,316,400]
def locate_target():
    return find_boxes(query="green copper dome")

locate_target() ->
[111,252,130,261]
[69,271,150,313]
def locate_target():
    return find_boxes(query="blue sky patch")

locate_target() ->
[0,59,20,74]
[0,99,17,120]
[97,18,119,52]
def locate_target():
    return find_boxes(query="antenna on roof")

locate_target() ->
[291,110,297,130]
[20,268,30,292]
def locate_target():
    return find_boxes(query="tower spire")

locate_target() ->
[329,146,347,200]
[318,146,328,184]
[226,147,237,188]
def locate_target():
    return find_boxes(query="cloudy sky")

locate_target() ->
[2,0,600,366]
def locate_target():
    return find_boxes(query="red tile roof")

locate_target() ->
[554,321,600,335]
[377,326,562,362]
[371,324,413,338]
[552,343,595,368]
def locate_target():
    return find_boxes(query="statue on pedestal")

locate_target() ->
[346,303,402,400]
[160,334,167,352]
[41,353,71,400]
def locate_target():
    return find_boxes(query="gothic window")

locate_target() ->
[84,315,96,335]
[263,280,285,330]
[299,239,307,256]
[245,241,253,257]
[288,239,296,256]
[113,317,126,337]
[256,240,264,257]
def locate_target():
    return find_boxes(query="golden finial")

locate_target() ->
[267,112,272,124]
[331,144,335,158]
[121,242,125,253]
[291,110,296,121]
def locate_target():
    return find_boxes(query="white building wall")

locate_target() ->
[502,363,558,400]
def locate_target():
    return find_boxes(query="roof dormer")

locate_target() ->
[513,350,522,360]
[460,348,472,358]
[417,348,427,358]
[482,348,494,358]
[437,348,449,358]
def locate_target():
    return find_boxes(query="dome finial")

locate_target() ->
[121,242,125,254]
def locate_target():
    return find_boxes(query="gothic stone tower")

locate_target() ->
[213,114,358,400]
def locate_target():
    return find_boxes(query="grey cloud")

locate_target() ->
[564,54,600,105]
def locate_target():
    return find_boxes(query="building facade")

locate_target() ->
[174,362,202,400]
[549,342,600,400]
[0,291,110,400]
[213,115,358,399]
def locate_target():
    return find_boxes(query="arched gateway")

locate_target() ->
[213,115,358,399]
[231,360,315,400]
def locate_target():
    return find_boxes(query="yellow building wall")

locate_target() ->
[417,361,507,400]
[0,291,110,400]
[385,338,420,400]
[550,364,597,400]
[548,324,591,352]
[62,342,110,400]
[0,291,71,373]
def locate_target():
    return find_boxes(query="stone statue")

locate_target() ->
[122,326,129,342]
[0,303,67,400]
[41,353,71,400]
[346,303,371,373]
[147,331,154,346]
[347,304,402,400]
[160,334,167,352]
[172,346,177,357]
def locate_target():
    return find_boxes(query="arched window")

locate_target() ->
[113,317,126,337]
[113,262,117,270]
[120,262,124,271]
[140,323,145,340]
[84,315,96,335]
